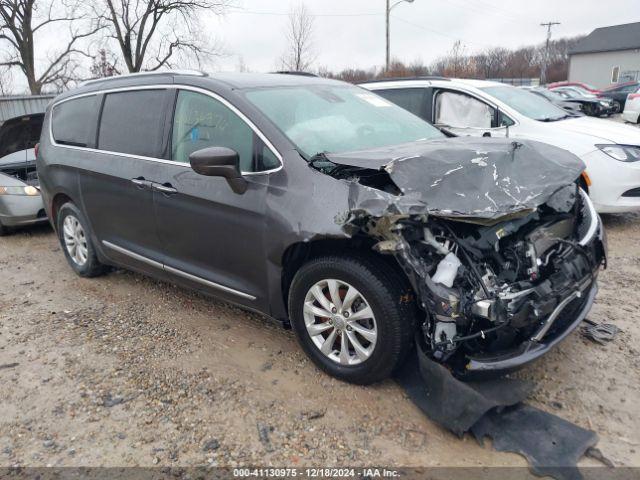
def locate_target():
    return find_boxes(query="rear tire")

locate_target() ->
[613,100,622,113]
[288,254,417,385]
[0,221,7,236]
[56,202,107,278]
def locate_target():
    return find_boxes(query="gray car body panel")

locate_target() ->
[326,136,585,221]
[37,74,357,321]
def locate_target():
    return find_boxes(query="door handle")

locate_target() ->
[131,177,153,189]
[153,183,178,195]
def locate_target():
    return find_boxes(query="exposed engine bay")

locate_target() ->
[0,113,43,186]
[0,162,39,185]
[363,186,603,373]
[313,137,606,374]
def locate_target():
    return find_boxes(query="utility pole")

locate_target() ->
[386,0,415,71]
[540,21,560,85]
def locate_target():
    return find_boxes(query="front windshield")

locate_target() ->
[244,85,443,157]
[482,86,568,121]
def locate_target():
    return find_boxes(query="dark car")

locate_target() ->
[523,87,583,116]
[552,87,615,117]
[598,82,640,112]
[37,71,605,384]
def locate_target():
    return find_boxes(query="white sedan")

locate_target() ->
[362,78,640,213]
[622,86,640,124]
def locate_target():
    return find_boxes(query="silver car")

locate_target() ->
[0,113,47,235]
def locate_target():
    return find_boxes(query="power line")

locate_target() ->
[228,9,382,18]
[456,0,529,21]
[391,14,493,48]
[443,0,522,23]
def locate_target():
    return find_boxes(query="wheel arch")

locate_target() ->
[280,236,414,318]
[50,192,74,230]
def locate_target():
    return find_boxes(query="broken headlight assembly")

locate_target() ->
[0,185,40,196]
[596,144,640,162]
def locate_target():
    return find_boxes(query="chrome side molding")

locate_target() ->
[102,240,256,301]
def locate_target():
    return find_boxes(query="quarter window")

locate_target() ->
[98,90,167,158]
[52,96,99,147]
[171,90,278,172]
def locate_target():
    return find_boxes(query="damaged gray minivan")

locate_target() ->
[38,72,606,384]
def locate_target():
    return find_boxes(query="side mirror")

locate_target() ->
[189,147,248,194]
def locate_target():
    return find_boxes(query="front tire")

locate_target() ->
[56,202,106,277]
[288,254,417,385]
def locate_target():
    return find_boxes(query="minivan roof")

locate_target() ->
[53,71,347,104]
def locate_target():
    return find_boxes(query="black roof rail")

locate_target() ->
[272,71,319,77]
[361,76,451,84]
[81,70,207,86]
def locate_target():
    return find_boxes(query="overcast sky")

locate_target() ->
[210,0,640,72]
[2,0,639,92]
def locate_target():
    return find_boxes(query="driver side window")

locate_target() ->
[172,90,277,172]
[434,91,494,128]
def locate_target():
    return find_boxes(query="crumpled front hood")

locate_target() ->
[326,137,585,221]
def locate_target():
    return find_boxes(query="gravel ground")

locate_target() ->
[0,201,639,468]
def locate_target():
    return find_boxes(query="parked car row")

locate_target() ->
[547,80,640,113]
[0,71,637,386]
[550,86,616,117]
[362,77,640,213]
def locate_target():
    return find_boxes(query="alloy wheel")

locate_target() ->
[303,279,378,365]
[62,215,88,266]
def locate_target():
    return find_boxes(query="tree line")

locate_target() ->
[319,37,584,84]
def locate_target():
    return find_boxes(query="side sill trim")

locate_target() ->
[102,240,163,269]
[101,240,256,301]
[164,264,256,301]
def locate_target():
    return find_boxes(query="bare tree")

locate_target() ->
[473,47,510,79]
[280,2,315,72]
[0,0,102,94]
[236,54,248,72]
[97,0,231,73]
[0,67,14,94]
[90,48,120,78]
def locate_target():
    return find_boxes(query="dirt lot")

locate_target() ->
[0,210,639,470]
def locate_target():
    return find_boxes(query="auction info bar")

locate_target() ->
[0,468,638,480]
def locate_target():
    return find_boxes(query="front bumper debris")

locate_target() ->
[464,282,598,375]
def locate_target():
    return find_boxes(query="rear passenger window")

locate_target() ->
[376,88,427,119]
[98,90,166,157]
[52,96,98,147]
[172,90,277,172]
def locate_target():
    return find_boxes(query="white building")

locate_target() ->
[568,22,640,89]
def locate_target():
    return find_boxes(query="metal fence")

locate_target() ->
[0,95,54,125]
[487,78,541,87]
